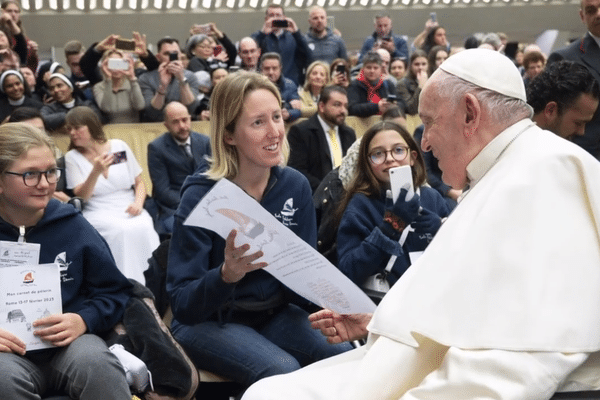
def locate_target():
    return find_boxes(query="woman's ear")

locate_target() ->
[409,150,418,166]
[224,130,236,145]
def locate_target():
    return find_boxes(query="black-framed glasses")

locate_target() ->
[368,145,410,165]
[4,168,62,187]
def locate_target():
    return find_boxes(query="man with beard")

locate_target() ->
[147,101,211,234]
[527,60,600,141]
[288,85,356,192]
[305,6,347,64]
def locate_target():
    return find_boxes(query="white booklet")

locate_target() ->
[0,263,62,351]
[184,179,377,314]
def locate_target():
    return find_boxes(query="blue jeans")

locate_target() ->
[0,334,131,400]
[172,303,352,388]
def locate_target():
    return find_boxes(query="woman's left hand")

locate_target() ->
[125,202,142,216]
[33,313,87,347]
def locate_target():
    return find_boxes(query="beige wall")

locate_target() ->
[23,2,584,58]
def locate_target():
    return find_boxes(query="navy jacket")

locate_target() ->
[0,199,132,335]
[337,187,450,287]
[167,161,317,324]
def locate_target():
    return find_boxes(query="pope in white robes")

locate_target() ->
[241,49,600,400]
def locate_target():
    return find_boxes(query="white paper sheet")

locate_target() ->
[184,179,377,314]
[0,263,62,351]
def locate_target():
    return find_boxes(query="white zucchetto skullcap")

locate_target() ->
[439,49,526,102]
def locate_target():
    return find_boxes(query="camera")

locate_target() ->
[272,19,289,28]
[169,52,179,62]
[335,64,346,74]
[115,38,136,51]
[107,58,129,71]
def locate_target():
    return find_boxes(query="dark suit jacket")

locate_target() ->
[549,33,600,159]
[147,131,211,217]
[288,113,356,192]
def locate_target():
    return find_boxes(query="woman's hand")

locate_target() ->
[92,152,114,176]
[331,71,348,87]
[0,328,26,355]
[132,31,148,58]
[309,309,371,344]
[416,70,428,89]
[125,202,142,216]
[100,58,113,80]
[33,313,87,347]
[221,229,267,283]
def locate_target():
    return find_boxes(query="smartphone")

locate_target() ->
[213,45,223,57]
[387,94,398,103]
[107,58,129,71]
[272,19,289,28]
[429,12,437,23]
[115,38,136,51]
[196,23,211,35]
[335,64,346,74]
[169,52,178,62]
[389,165,414,202]
[111,151,127,165]
[228,65,240,73]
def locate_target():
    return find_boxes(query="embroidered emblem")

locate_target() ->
[276,198,298,227]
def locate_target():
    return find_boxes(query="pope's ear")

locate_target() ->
[463,93,481,135]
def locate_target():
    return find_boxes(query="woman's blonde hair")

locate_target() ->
[0,123,56,174]
[205,72,289,181]
[303,60,330,91]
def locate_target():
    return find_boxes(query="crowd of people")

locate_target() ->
[1,0,600,399]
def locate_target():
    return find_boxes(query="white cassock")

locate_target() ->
[242,119,600,400]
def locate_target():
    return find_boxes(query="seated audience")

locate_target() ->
[427,45,448,77]
[166,72,352,393]
[389,57,406,82]
[260,52,302,122]
[298,60,330,118]
[64,106,159,284]
[93,49,145,123]
[0,122,132,399]
[138,37,200,122]
[0,69,41,121]
[329,58,350,88]
[347,51,397,117]
[396,49,428,116]
[40,72,102,131]
[335,121,449,302]
[148,101,211,235]
[527,60,600,141]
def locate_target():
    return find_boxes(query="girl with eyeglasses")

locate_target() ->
[334,121,450,299]
[0,122,132,399]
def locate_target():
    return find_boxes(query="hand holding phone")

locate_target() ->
[115,38,136,51]
[272,19,289,28]
[169,52,179,62]
[107,58,129,71]
[389,165,414,202]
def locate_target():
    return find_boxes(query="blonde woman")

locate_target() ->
[298,60,330,117]
[167,72,351,392]
[93,49,145,123]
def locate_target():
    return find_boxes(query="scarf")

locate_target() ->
[357,69,384,108]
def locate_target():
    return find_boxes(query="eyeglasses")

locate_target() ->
[368,145,409,165]
[4,168,61,187]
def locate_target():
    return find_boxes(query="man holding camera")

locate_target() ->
[138,37,199,122]
[251,4,311,86]
[358,14,408,64]
[305,6,347,65]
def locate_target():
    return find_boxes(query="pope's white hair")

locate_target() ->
[434,70,533,127]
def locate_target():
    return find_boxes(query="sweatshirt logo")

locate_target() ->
[275,198,298,227]
[54,252,73,282]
